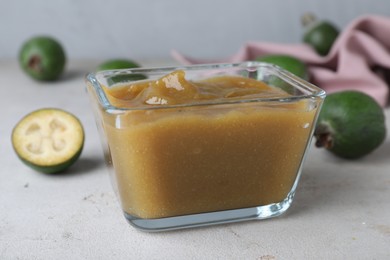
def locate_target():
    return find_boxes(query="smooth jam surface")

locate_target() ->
[104,70,289,107]
[102,71,317,219]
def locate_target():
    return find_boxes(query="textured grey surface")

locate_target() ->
[1,60,389,259]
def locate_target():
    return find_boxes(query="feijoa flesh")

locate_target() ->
[12,108,84,173]
[314,91,386,159]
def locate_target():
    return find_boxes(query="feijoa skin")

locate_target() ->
[301,13,339,56]
[19,36,66,81]
[256,54,309,80]
[96,59,147,85]
[96,59,141,71]
[314,91,386,159]
[12,108,84,174]
[255,54,309,94]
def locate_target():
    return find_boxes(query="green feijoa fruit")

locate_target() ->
[256,54,309,80]
[12,108,84,174]
[302,14,339,56]
[96,59,141,71]
[106,73,147,86]
[19,36,66,81]
[314,91,386,159]
[256,54,309,94]
[96,59,147,85]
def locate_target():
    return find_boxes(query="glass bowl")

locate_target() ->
[85,62,325,231]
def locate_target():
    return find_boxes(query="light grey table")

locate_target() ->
[1,60,389,260]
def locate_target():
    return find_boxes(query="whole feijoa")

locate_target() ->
[19,36,66,81]
[96,59,147,85]
[96,59,141,71]
[301,13,339,56]
[256,54,309,80]
[314,91,386,159]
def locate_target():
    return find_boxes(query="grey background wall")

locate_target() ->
[1,0,390,60]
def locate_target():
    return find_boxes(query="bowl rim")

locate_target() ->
[85,61,326,112]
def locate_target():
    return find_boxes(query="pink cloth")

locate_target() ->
[172,15,390,107]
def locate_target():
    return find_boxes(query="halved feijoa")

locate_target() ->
[314,91,386,159]
[12,108,84,173]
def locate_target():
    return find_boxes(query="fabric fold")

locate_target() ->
[172,15,390,107]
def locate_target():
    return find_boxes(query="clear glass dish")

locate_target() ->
[85,62,326,232]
